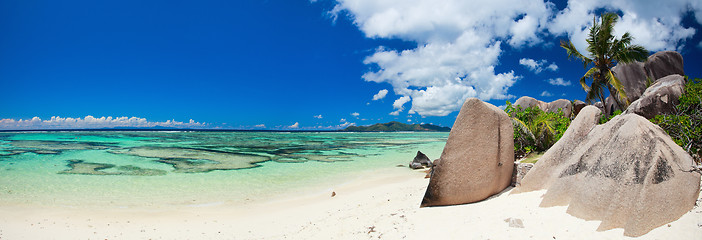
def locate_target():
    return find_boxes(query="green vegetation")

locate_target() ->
[650,77,701,164]
[505,101,571,158]
[560,12,648,114]
[599,110,622,124]
[341,121,450,132]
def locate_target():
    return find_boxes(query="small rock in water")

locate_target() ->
[409,151,432,169]
[504,218,524,228]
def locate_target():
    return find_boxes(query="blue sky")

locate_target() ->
[1,0,702,130]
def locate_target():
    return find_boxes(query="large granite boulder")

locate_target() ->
[593,101,605,114]
[624,74,685,119]
[572,100,587,116]
[514,106,700,237]
[546,99,573,118]
[409,151,432,169]
[612,61,648,103]
[644,51,685,81]
[515,106,602,192]
[514,96,547,111]
[421,98,514,207]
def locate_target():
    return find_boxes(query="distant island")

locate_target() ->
[340,121,450,132]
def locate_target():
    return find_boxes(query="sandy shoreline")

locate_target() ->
[1,169,700,239]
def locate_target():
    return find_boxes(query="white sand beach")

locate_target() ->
[1,169,700,240]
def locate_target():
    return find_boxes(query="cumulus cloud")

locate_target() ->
[351,112,360,117]
[0,116,207,130]
[314,115,323,119]
[547,78,571,86]
[328,0,555,116]
[519,58,541,72]
[338,121,355,128]
[340,118,347,122]
[540,91,553,97]
[324,0,700,116]
[372,89,388,100]
[546,63,558,71]
[548,0,700,54]
[519,58,558,73]
[392,96,410,110]
[288,122,300,129]
[310,121,356,130]
[254,124,266,128]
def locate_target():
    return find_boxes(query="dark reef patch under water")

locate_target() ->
[0,131,448,175]
[60,160,168,176]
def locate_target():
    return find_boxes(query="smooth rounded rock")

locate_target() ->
[421,98,514,207]
[612,61,648,103]
[644,51,684,81]
[514,96,547,111]
[515,108,700,237]
[624,74,685,119]
[546,99,573,118]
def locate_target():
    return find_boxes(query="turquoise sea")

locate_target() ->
[0,131,447,208]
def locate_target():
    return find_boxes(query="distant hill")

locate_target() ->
[340,121,450,132]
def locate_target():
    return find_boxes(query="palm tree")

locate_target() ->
[561,12,648,114]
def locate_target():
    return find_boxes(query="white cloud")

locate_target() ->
[288,122,300,129]
[519,58,558,74]
[340,118,347,122]
[540,91,553,97]
[548,0,700,54]
[546,63,558,71]
[509,15,541,47]
[351,112,360,117]
[547,78,571,86]
[324,0,700,116]
[407,119,412,122]
[328,0,554,117]
[0,116,207,130]
[519,58,542,72]
[392,96,411,110]
[338,121,355,128]
[372,89,388,100]
[254,124,266,128]
[698,41,702,49]
[313,115,323,119]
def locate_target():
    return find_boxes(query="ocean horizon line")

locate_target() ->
[0,128,450,133]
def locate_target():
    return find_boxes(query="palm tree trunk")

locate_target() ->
[598,92,608,117]
[606,84,624,114]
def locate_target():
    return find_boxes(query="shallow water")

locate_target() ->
[0,131,446,208]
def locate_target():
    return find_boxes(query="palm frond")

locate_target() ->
[586,15,600,58]
[580,67,598,91]
[611,32,648,64]
[511,118,535,142]
[606,70,629,106]
[560,40,592,68]
[617,45,648,64]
